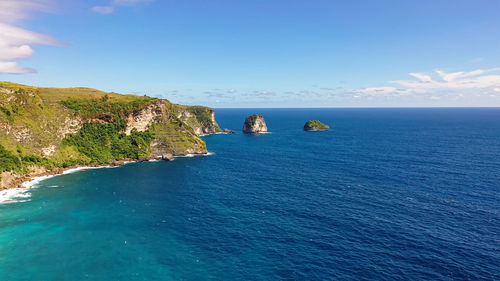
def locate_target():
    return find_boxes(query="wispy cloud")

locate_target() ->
[92,6,114,14]
[92,0,153,14]
[354,68,500,97]
[0,0,54,23]
[113,0,152,5]
[0,0,62,74]
[0,61,36,74]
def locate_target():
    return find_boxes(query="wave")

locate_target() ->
[1,166,117,205]
[0,188,32,204]
[0,153,217,205]
[174,152,215,158]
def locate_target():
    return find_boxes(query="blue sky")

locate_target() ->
[1,0,500,107]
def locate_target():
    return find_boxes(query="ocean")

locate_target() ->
[1,108,499,280]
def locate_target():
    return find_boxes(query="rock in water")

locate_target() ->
[304,120,330,131]
[243,115,268,133]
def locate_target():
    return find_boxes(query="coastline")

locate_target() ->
[0,152,214,204]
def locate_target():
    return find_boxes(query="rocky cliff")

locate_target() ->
[0,82,221,189]
[173,105,221,135]
[243,115,268,133]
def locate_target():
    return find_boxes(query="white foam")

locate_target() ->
[1,157,214,205]
[0,188,32,204]
[200,131,236,136]
[174,152,215,158]
[21,174,55,188]
[61,166,102,175]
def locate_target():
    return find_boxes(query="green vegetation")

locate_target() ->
[0,83,76,156]
[58,94,157,163]
[173,104,221,133]
[62,120,154,163]
[0,81,216,187]
[150,116,206,154]
[60,95,155,119]
[0,144,21,173]
[0,144,59,174]
[244,114,262,126]
[304,120,330,131]
[184,106,215,128]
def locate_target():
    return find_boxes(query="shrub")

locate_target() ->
[0,144,21,173]
[62,120,153,163]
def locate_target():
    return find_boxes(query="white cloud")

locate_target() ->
[0,0,54,23]
[0,0,61,74]
[0,23,62,47]
[0,43,34,60]
[93,0,152,14]
[113,0,152,5]
[92,6,114,14]
[354,68,500,98]
[0,61,36,74]
[409,72,432,82]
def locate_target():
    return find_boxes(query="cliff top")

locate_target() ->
[244,114,264,124]
[0,81,150,103]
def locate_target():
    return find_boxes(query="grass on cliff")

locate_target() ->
[150,117,206,154]
[62,119,154,163]
[60,95,155,119]
[0,83,77,156]
[0,82,149,103]
[0,144,21,173]
[0,144,65,174]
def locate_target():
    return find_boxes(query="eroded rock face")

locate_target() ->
[125,102,162,135]
[175,107,221,136]
[243,115,268,133]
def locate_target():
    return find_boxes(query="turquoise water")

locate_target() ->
[1,108,499,280]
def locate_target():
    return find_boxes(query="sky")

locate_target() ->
[1,0,500,107]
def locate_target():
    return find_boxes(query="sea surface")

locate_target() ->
[1,108,499,280]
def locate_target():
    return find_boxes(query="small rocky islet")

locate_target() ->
[304,120,330,131]
[243,115,268,133]
[241,116,330,132]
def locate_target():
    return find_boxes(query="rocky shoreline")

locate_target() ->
[0,152,210,191]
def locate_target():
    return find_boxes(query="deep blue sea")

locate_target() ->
[1,108,499,280]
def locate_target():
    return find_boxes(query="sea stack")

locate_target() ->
[243,115,268,133]
[304,120,330,131]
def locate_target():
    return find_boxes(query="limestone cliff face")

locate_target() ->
[0,82,220,189]
[125,102,162,135]
[139,100,207,157]
[243,115,268,133]
[122,99,212,157]
[173,105,221,135]
[125,102,221,137]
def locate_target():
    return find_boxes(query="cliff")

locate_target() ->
[0,82,221,189]
[243,115,268,133]
[173,105,221,135]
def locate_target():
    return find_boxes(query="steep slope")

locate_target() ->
[0,82,220,189]
[173,105,221,135]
